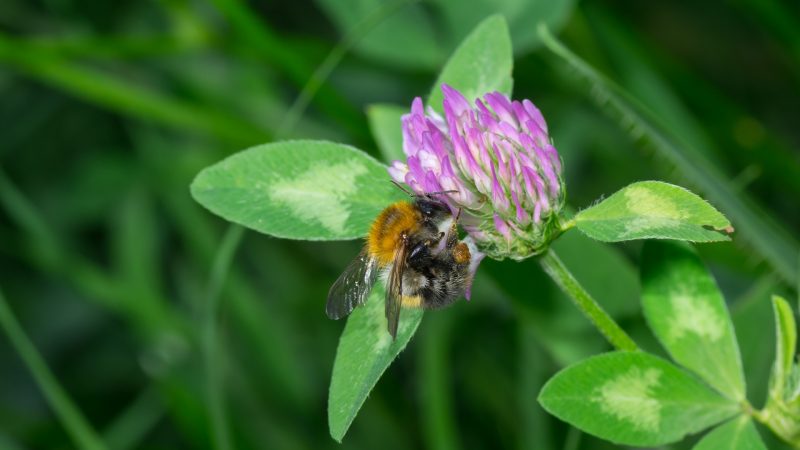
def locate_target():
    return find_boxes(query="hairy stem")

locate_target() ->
[753,402,800,448]
[539,249,639,352]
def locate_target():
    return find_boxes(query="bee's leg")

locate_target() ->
[407,241,432,270]
[429,231,445,245]
[452,241,471,265]
[444,208,462,248]
[427,231,447,256]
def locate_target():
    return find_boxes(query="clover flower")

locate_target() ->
[389,84,566,260]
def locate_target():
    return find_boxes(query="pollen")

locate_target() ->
[401,295,423,308]
[367,201,421,266]
[453,242,471,264]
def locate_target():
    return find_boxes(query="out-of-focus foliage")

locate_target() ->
[0,0,798,449]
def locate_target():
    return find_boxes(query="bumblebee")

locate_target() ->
[326,193,472,339]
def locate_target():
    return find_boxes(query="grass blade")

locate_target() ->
[277,0,419,137]
[0,35,270,145]
[0,287,106,450]
[207,0,366,140]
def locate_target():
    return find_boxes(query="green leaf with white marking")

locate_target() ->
[693,416,767,450]
[642,241,745,401]
[574,181,732,242]
[538,352,738,446]
[366,103,406,163]
[190,140,403,240]
[328,284,423,442]
[770,295,797,401]
[427,14,513,113]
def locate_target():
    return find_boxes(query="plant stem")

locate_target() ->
[203,225,245,450]
[208,0,365,140]
[752,402,800,448]
[539,249,639,352]
[0,287,107,450]
[559,218,576,233]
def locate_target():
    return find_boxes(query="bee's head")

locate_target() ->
[415,197,451,223]
[390,181,457,223]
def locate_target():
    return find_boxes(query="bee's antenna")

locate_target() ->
[426,189,458,197]
[454,208,462,223]
[390,181,459,199]
[390,180,414,197]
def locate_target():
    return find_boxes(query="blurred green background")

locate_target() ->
[1,0,799,449]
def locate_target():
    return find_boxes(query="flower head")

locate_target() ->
[390,84,565,260]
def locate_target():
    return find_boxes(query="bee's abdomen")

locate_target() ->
[407,251,470,310]
[420,269,469,309]
[367,201,421,266]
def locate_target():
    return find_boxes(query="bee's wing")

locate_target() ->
[385,240,408,340]
[326,250,379,320]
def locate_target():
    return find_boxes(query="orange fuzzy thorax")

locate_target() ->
[367,201,421,266]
